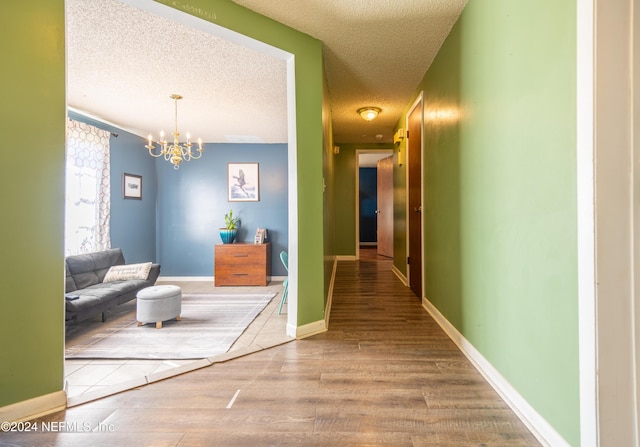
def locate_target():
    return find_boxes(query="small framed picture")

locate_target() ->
[228,162,259,202]
[254,228,267,244]
[123,173,142,199]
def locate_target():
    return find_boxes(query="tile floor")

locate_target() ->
[64,280,291,406]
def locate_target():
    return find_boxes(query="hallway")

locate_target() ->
[9,257,539,446]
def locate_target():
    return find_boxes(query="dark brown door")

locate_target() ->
[407,101,422,298]
[376,155,393,257]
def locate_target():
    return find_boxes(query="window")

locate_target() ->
[65,119,111,255]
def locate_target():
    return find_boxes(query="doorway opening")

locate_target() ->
[64,0,299,405]
[356,150,394,260]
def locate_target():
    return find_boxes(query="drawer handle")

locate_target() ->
[232,254,249,257]
[233,273,249,276]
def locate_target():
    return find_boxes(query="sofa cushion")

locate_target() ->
[64,280,148,313]
[103,262,152,282]
[65,262,77,293]
[65,248,125,291]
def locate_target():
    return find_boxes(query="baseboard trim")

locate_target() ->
[292,257,336,339]
[295,319,327,339]
[391,265,408,286]
[158,276,213,282]
[158,276,287,282]
[421,297,569,447]
[324,258,338,326]
[0,391,67,422]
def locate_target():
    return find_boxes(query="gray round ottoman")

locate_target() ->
[136,285,182,329]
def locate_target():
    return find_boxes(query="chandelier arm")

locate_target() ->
[186,147,204,161]
[146,143,165,158]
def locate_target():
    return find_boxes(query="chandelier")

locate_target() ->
[145,94,203,169]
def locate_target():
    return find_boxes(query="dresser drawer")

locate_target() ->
[215,244,267,265]
[214,265,267,286]
[214,242,271,286]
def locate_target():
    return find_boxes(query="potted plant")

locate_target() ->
[219,210,239,244]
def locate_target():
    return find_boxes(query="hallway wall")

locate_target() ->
[1,0,66,409]
[396,0,579,444]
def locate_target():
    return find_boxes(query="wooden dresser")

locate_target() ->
[214,242,271,286]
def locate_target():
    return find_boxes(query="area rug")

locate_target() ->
[65,292,276,360]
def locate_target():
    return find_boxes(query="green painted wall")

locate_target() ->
[0,1,66,407]
[1,0,327,411]
[400,0,579,443]
[333,143,395,256]
[158,0,327,325]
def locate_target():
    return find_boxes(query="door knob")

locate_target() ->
[413,206,422,213]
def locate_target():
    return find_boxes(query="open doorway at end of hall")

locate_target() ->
[356,150,394,260]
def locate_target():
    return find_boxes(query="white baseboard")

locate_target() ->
[421,297,569,447]
[0,391,67,422]
[158,276,213,282]
[270,276,286,282]
[158,276,287,282]
[391,265,408,286]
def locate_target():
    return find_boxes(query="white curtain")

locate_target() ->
[65,119,111,255]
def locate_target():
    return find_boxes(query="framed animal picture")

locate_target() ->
[227,162,259,202]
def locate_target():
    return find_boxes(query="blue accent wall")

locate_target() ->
[156,143,288,276]
[67,113,288,277]
[68,111,157,264]
[359,167,377,243]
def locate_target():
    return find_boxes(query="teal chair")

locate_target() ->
[278,251,288,314]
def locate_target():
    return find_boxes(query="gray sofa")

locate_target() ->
[65,248,160,323]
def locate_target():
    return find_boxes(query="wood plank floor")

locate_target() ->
[5,255,540,446]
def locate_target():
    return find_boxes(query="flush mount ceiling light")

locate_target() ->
[146,94,203,170]
[357,107,381,121]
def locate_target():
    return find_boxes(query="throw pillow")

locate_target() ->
[103,262,152,282]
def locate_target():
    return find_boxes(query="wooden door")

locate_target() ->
[376,155,393,257]
[407,101,423,298]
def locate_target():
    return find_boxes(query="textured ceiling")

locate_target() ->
[67,0,467,145]
[232,0,467,143]
[67,0,287,144]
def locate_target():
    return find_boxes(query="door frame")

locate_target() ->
[355,149,393,259]
[578,0,639,444]
[405,93,424,298]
